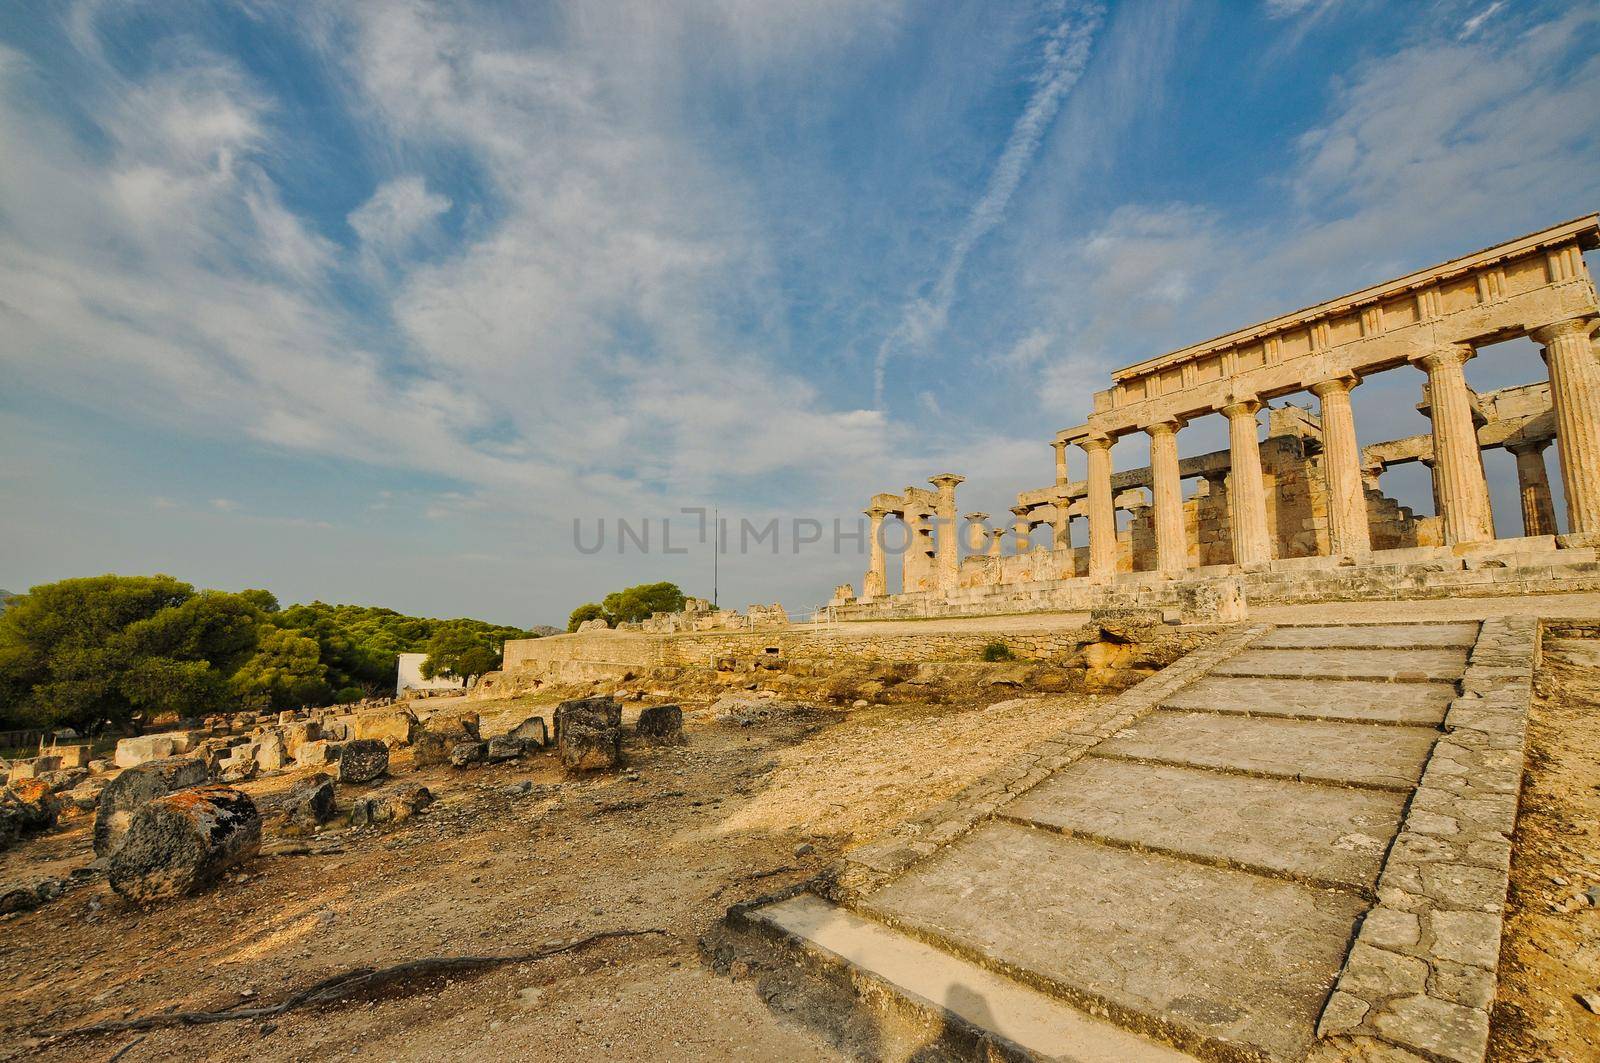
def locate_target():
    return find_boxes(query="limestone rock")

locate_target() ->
[486,736,528,761]
[636,704,684,742]
[576,617,610,632]
[280,721,320,759]
[107,785,261,904]
[553,696,621,742]
[294,739,341,769]
[508,716,549,747]
[557,722,620,772]
[413,711,479,767]
[449,741,488,768]
[285,772,336,828]
[113,734,178,769]
[347,783,433,828]
[352,709,417,746]
[0,780,60,851]
[93,756,208,858]
[0,876,67,915]
[337,739,389,785]
[254,731,287,772]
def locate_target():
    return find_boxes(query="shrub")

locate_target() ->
[980,641,1015,662]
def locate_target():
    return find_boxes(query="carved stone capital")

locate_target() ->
[1410,343,1474,372]
[1309,373,1361,399]
[1530,316,1596,346]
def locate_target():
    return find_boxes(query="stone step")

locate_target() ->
[1092,711,1438,791]
[860,820,1367,1063]
[1161,676,1454,726]
[1001,757,1407,892]
[1210,647,1469,682]
[746,892,1196,1062]
[1253,623,1479,649]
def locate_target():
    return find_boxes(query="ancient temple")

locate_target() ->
[838,214,1600,618]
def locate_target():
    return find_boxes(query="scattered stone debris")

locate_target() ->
[555,697,622,772]
[508,716,549,747]
[348,783,434,828]
[107,785,262,903]
[93,757,208,858]
[636,704,684,743]
[284,772,337,829]
[337,739,390,785]
[449,741,488,768]
[0,779,60,852]
[413,711,481,767]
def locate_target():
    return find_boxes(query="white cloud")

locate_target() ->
[348,175,451,266]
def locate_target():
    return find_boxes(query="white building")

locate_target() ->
[395,652,467,697]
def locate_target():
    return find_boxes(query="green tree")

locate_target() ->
[229,626,332,712]
[599,582,686,625]
[0,575,264,728]
[567,602,606,632]
[420,626,502,685]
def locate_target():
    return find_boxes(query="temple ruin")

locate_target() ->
[838,214,1600,618]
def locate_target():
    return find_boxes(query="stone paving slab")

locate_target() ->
[750,892,1197,1062]
[1002,757,1407,891]
[1254,623,1480,649]
[1093,712,1439,791]
[1162,676,1454,725]
[1211,647,1469,682]
[862,820,1367,1063]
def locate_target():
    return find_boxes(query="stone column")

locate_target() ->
[1053,440,1069,485]
[964,512,990,553]
[986,523,1004,558]
[863,508,887,598]
[1052,501,1071,551]
[1080,435,1116,581]
[1532,318,1600,534]
[1145,418,1187,578]
[1310,374,1371,559]
[1222,400,1272,567]
[1010,505,1032,554]
[1506,441,1558,537]
[1413,345,1494,545]
[929,474,964,593]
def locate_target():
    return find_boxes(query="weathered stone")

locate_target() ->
[1361,908,1421,951]
[1370,994,1488,1063]
[1428,909,1501,969]
[352,709,417,746]
[108,785,261,904]
[0,876,67,915]
[254,731,287,772]
[294,739,341,769]
[337,739,390,785]
[93,756,208,857]
[8,755,63,781]
[553,696,621,742]
[285,772,336,828]
[1317,990,1371,1037]
[113,734,178,769]
[557,719,621,773]
[485,736,527,761]
[636,704,684,742]
[0,780,60,851]
[449,741,488,768]
[348,783,433,827]
[280,721,320,759]
[508,716,549,747]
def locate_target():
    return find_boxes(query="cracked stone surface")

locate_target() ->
[1212,647,1469,681]
[1254,624,1480,649]
[1162,676,1454,726]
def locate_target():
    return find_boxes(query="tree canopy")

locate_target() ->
[0,575,541,729]
[419,625,503,684]
[567,582,689,632]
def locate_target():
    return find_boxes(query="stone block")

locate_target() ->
[114,734,178,769]
[337,739,390,785]
[52,745,91,769]
[636,704,683,742]
[108,785,260,904]
[93,756,208,857]
[294,739,340,769]
[280,721,320,759]
[7,756,62,781]
[253,731,286,772]
[352,709,416,746]
[508,716,548,747]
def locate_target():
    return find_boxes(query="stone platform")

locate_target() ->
[737,618,1539,1062]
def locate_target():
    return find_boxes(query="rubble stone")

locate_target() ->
[508,716,549,747]
[348,783,433,827]
[285,772,336,828]
[107,785,261,903]
[0,780,60,851]
[636,704,684,742]
[449,741,488,768]
[337,739,389,785]
[352,709,417,746]
[93,756,208,857]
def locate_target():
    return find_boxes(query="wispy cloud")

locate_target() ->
[872,2,1103,406]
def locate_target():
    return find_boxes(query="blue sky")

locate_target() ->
[2,0,1599,626]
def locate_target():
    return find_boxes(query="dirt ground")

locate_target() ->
[0,690,1097,1062]
[1490,635,1600,1063]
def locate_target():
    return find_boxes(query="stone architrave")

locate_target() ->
[863,508,887,598]
[1145,418,1187,577]
[1080,435,1116,581]
[1413,345,1494,544]
[1310,375,1372,558]
[1506,440,1559,537]
[1222,399,1272,567]
[930,474,964,592]
[1532,318,1600,534]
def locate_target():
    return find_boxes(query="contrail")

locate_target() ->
[872,1,1104,407]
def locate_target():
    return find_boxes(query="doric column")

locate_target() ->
[1010,505,1032,554]
[1053,440,1068,485]
[1145,418,1187,577]
[863,508,887,597]
[964,512,990,553]
[929,474,964,592]
[1080,434,1116,581]
[1532,318,1600,534]
[1506,441,1558,537]
[1412,345,1493,544]
[986,523,1004,557]
[1222,399,1272,567]
[1052,501,1071,550]
[1310,374,1371,558]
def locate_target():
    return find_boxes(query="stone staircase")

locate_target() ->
[740,622,1493,1062]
